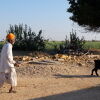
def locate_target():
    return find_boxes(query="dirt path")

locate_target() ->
[0,60,100,100]
[0,75,100,100]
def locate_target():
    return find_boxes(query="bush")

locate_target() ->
[59,30,85,54]
[7,24,46,51]
[0,41,5,49]
[69,30,85,52]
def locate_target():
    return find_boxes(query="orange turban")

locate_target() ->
[6,33,15,40]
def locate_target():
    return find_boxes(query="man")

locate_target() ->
[0,33,17,93]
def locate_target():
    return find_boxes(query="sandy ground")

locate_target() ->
[0,59,100,100]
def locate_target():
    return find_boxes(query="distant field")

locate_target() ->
[1,41,100,50]
[46,41,100,50]
[84,41,100,49]
[45,41,64,51]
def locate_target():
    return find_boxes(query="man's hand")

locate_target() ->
[14,63,20,67]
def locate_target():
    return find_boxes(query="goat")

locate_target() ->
[91,60,100,76]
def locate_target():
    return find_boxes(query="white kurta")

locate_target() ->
[0,42,17,87]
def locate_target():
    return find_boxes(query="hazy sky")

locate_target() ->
[0,0,100,41]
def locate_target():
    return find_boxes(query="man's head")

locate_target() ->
[6,33,16,44]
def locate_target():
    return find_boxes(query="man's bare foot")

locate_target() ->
[9,90,16,93]
[9,87,16,93]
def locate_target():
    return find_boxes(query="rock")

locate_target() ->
[54,54,70,60]
[57,59,65,62]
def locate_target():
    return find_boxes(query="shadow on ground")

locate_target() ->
[53,74,100,78]
[29,60,55,65]
[29,85,100,100]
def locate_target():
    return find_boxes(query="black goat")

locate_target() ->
[91,60,100,76]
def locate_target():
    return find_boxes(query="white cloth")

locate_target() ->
[0,43,16,73]
[0,68,17,87]
[0,42,17,87]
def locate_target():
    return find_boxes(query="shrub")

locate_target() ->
[7,24,45,51]
[59,30,85,54]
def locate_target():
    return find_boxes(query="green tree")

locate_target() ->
[59,30,85,54]
[7,24,45,51]
[67,0,100,31]
[69,30,85,51]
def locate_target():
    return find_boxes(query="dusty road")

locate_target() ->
[0,59,100,100]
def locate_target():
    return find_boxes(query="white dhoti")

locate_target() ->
[0,68,17,88]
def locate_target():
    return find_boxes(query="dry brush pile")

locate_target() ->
[14,53,100,77]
